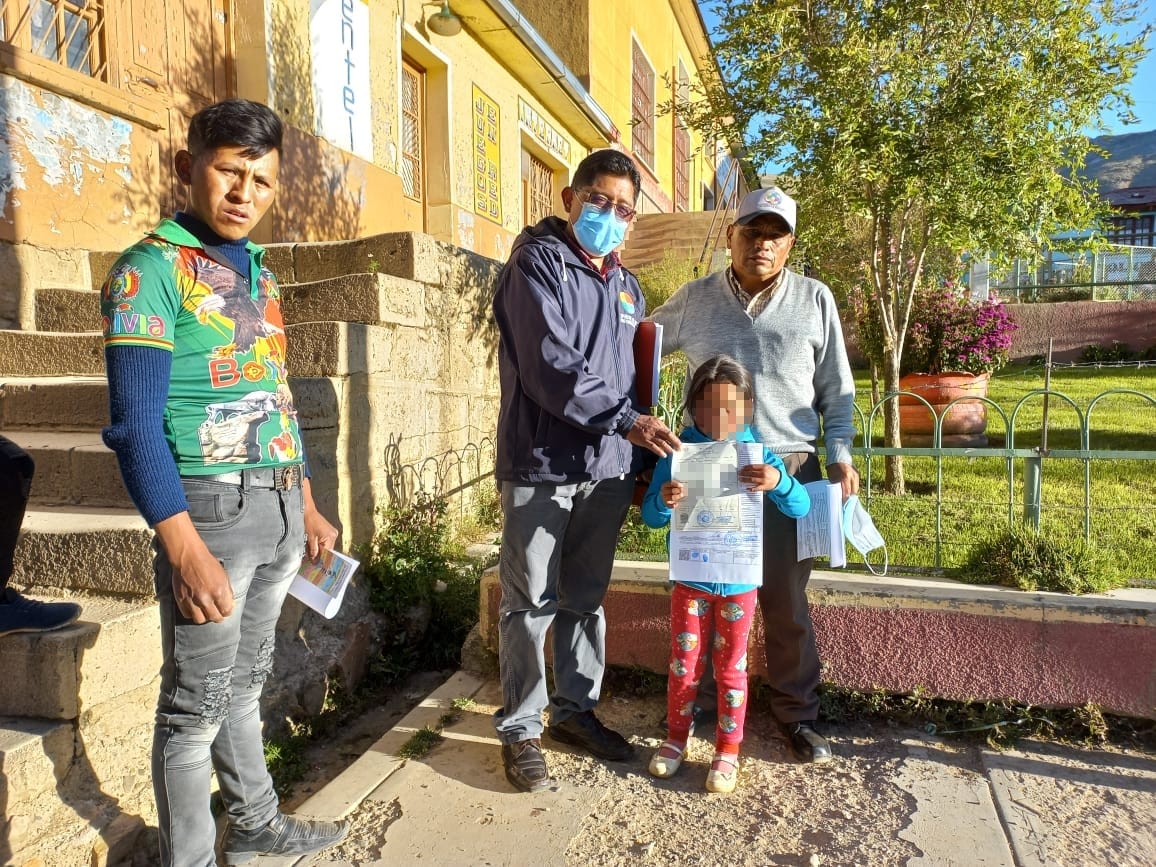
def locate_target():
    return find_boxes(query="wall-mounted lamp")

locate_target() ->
[426,1,463,37]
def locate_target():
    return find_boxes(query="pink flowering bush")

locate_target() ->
[902,285,1018,376]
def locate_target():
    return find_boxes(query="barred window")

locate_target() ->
[674,61,690,211]
[401,59,425,201]
[1,0,107,81]
[522,150,553,226]
[631,38,654,169]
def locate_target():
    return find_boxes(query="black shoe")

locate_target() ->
[222,813,349,864]
[784,721,833,764]
[501,738,552,793]
[0,588,81,637]
[547,711,635,761]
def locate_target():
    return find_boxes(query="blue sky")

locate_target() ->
[1103,7,1156,135]
[697,2,1156,137]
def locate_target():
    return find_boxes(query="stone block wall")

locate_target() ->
[280,235,502,549]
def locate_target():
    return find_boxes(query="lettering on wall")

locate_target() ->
[473,85,502,224]
[517,99,570,164]
[310,0,372,160]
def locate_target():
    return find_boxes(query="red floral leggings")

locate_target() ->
[664,584,757,748]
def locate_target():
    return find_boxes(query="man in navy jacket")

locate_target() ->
[492,149,680,792]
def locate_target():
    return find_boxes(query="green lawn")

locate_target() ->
[853,363,1156,582]
[618,363,1156,585]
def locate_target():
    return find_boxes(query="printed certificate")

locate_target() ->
[669,441,764,585]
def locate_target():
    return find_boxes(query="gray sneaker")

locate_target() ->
[222,813,349,864]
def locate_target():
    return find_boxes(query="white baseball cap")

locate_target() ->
[734,186,796,233]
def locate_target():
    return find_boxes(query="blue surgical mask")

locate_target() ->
[572,203,627,257]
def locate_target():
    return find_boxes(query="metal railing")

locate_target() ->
[855,389,1156,568]
[985,244,1156,302]
[655,356,1156,573]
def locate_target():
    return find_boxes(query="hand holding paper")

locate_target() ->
[796,480,846,568]
[289,548,361,619]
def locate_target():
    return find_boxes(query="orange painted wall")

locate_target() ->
[0,75,162,251]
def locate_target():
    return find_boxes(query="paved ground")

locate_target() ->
[247,672,1156,867]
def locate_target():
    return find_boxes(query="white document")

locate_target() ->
[669,441,764,585]
[289,548,361,619]
[797,481,846,567]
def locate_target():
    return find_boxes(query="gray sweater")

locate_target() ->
[649,268,857,466]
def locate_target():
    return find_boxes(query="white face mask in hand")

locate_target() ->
[842,495,887,576]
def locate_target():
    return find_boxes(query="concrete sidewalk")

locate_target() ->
[250,671,1156,866]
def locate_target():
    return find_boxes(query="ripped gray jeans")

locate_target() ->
[152,477,304,867]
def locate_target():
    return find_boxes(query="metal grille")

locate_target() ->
[986,244,1156,302]
[525,151,552,225]
[0,0,108,81]
[631,39,654,168]
[401,61,424,200]
[674,125,690,212]
[674,63,690,211]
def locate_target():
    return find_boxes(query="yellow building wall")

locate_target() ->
[240,0,420,243]
[587,0,716,213]
[240,0,592,257]
[0,75,162,251]
[0,0,716,265]
[396,2,588,260]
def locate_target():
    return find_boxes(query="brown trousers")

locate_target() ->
[756,452,823,724]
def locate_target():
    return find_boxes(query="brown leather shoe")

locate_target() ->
[502,738,552,792]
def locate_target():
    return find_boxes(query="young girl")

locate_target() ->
[641,355,810,793]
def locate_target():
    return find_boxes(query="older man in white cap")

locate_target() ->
[649,186,859,764]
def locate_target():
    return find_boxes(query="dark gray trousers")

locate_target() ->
[493,476,634,744]
[0,435,34,590]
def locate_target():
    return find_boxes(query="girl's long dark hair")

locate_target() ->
[683,354,754,419]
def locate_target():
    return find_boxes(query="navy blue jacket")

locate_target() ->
[493,216,644,483]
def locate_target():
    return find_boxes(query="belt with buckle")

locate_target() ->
[184,465,303,490]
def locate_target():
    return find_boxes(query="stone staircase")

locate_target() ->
[0,232,502,865]
[619,209,734,271]
[0,248,164,866]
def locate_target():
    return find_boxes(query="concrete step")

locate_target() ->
[0,330,104,377]
[0,716,75,813]
[1,715,150,866]
[481,562,1156,719]
[281,272,427,327]
[0,595,160,719]
[35,287,102,333]
[0,375,110,430]
[2,430,130,508]
[14,506,153,596]
[266,231,442,285]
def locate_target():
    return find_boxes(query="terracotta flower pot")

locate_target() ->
[898,372,990,447]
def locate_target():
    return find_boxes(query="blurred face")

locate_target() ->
[692,381,751,441]
[175,145,280,241]
[727,214,795,287]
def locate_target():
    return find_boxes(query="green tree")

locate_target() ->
[679,0,1147,492]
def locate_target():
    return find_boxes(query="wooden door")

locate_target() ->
[118,0,234,213]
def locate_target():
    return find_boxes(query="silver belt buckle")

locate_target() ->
[281,465,300,490]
